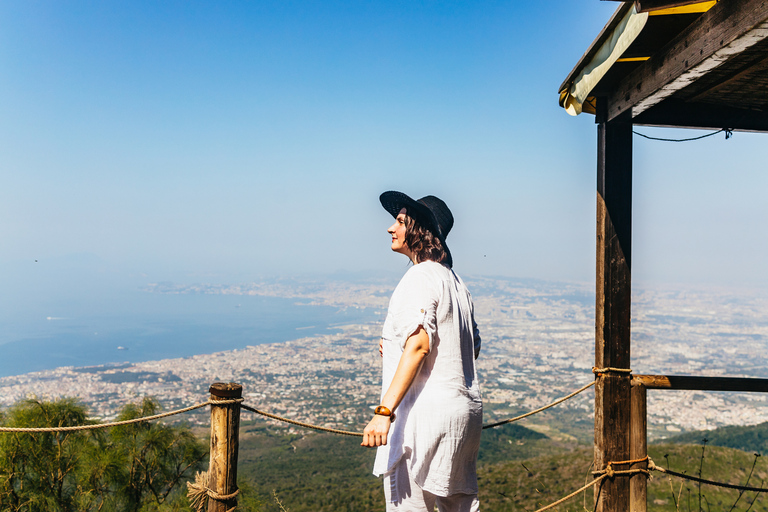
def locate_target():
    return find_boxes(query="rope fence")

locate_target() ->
[239,379,596,435]
[649,458,768,493]
[481,380,595,429]
[0,377,596,436]
[0,399,241,433]
[530,455,768,512]
[2,371,768,512]
[234,367,768,512]
[0,375,599,436]
[241,404,363,437]
[534,472,610,512]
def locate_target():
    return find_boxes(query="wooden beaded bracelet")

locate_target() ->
[374,405,396,421]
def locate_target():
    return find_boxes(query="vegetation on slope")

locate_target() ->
[0,397,206,512]
[5,397,768,512]
[647,444,768,512]
[668,421,768,455]
[478,444,768,512]
[238,418,768,512]
[237,420,578,512]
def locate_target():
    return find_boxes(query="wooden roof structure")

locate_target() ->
[558,2,768,512]
[560,0,768,130]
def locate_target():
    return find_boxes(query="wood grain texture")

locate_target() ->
[594,108,633,512]
[630,383,647,512]
[208,382,242,512]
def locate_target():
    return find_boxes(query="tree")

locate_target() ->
[107,398,207,512]
[0,398,99,511]
[0,397,207,512]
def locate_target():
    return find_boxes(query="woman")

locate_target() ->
[361,191,482,512]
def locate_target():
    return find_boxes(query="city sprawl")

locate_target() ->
[2,277,767,439]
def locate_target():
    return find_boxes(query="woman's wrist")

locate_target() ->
[374,405,396,421]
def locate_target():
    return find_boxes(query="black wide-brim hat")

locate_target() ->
[380,191,454,265]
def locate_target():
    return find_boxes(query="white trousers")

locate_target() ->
[383,457,479,512]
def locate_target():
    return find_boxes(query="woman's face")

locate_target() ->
[388,213,411,257]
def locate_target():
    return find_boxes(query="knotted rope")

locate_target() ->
[187,470,240,512]
[592,366,632,375]
[534,457,650,512]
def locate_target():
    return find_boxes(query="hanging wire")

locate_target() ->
[633,127,733,142]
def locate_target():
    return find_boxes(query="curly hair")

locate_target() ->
[403,214,452,267]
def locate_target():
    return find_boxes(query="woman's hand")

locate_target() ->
[361,414,391,447]
[379,339,383,357]
[362,327,429,448]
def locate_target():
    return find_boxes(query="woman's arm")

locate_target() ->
[361,326,430,447]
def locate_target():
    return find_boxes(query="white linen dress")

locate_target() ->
[373,261,482,498]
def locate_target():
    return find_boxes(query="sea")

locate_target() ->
[0,286,380,379]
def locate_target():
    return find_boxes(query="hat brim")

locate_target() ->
[380,191,434,230]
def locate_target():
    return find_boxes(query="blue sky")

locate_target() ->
[2,0,766,290]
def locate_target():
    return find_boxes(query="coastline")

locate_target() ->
[2,277,768,437]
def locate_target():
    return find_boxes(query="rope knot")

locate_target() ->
[208,487,240,500]
[187,471,239,512]
[592,366,632,376]
[212,397,244,404]
[610,455,649,466]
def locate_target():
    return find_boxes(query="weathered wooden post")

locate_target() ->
[594,102,633,512]
[630,379,647,512]
[208,382,242,512]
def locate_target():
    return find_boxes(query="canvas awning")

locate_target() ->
[559,4,650,115]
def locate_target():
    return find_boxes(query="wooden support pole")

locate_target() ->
[594,103,633,512]
[208,382,242,512]
[630,381,647,512]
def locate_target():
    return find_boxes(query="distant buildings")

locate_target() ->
[1,278,766,438]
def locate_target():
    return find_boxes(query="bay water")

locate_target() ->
[0,288,379,378]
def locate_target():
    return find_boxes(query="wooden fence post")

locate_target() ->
[208,382,242,512]
[630,380,647,512]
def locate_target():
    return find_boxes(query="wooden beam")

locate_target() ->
[595,104,633,512]
[635,1,715,13]
[630,382,647,512]
[633,99,768,131]
[633,99,768,132]
[607,0,768,122]
[601,0,709,8]
[633,374,768,392]
[688,54,768,102]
